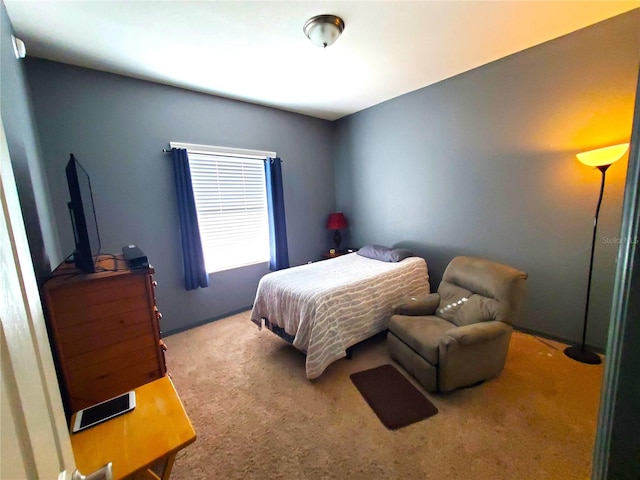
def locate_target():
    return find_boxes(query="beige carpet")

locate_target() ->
[164,310,604,480]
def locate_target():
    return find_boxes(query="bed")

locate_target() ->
[250,252,430,379]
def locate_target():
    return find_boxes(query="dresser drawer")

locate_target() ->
[66,343,162,411]
[47,282,150,329]
[69,363,162,412]
[59,309,155,358]
[65,334,158,372]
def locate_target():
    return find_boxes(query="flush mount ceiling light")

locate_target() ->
[303,14,345,48]
[11,35,26,59]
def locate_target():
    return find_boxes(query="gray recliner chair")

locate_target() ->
[387,256,528,393]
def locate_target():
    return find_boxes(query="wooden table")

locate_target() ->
[70,376,196,479]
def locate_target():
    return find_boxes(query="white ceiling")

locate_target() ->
[5,1,639,120]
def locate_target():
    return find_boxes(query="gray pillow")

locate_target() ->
[389,248,414,262]
[357,245,414,262]
[357,244,391,260]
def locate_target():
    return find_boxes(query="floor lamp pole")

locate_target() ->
[564,165,608,365]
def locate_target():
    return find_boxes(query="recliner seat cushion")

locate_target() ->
[389,315,454,365]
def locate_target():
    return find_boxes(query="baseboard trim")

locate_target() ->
[163,306,252,337]
[514,325,605,355]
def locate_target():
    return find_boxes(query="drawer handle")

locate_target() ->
[159,340,167,352]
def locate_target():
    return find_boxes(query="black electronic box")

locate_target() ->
[122,244,149,270]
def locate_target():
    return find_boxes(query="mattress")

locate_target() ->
[250,253,430,379]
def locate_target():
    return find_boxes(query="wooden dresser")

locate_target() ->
[43,255,166,415]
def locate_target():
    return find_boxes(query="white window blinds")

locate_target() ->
[188,152,270,273]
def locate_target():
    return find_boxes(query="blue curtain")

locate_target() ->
[171,148,209,290]
[265,157,290,270]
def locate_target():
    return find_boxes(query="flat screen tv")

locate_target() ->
[66,154,101,273]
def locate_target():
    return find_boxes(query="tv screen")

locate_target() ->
[66,154,101,273]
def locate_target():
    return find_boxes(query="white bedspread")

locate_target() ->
[250,253,430,379]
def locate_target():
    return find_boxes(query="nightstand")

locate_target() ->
[322,251,346,260]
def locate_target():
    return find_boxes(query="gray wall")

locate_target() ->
[1,3,62,283]
[334,11,640,349]
[8,3,638,344]
[24,59,336,333]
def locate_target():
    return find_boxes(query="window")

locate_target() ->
[175,143,274,273]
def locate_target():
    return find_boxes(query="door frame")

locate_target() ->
[0,115,76,479]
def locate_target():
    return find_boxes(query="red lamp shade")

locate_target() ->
[327,212,348,230]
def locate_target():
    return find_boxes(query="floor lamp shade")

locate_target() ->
[564,143,629,364]
[576,143,629,167]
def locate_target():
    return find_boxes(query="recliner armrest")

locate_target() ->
[442,321,512,347]
[393,293,440,316]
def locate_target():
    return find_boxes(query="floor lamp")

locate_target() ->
[564,143,629,365]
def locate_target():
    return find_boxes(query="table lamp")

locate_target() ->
[327,212,348,251]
